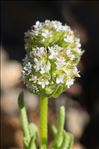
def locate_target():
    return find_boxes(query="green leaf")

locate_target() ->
[51,124,57,137]
[51,106,74,149]
[18,92,30,146]
[18,91,24,109]
[23,137,29,148]
[51,106,65,148]
[28,136,36,149]
[29,123,38,139]
[60,132,73,149]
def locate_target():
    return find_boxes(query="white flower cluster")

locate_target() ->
[22,20,83,97]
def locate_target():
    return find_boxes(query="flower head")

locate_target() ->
[22,20,83,97]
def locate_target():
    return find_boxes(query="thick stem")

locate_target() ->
[40,95,48,148]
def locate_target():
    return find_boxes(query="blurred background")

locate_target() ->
[1,1,99,149]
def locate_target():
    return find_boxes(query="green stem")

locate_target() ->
[40,95,48,148]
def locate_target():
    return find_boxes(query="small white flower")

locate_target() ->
[75,38,81,48]
[34,58,42,71]
[73,48,82,55]
[48,47,58,59]
[56,75,64,84]
[32,48,37,56]
[66,79,74,88]
[55,24,62,31]
[23,61,32,74]
[32,85,39,93]
[52,21,62,31]
[75,38,80,43]
[34,30,39,36]
[38,47,45,56]
[29,75,37,83]
[64,35,74,43]
[42,29,52,38]
[33,47,45,56]
[38,79,49,88]
[34,21,42,29]
[34,57,50,73]
[76,42,81,48]
[66,48,71,56]
[45,20,50,24]
[40,63,51,74]
[39,47,45,55]
[55,57,66,69]
[70,55,75,60]
[62,25,70,32]
[73,67,80,77]
[66,49,75,60]
[65,67,79,77]
[34,57,38,63]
